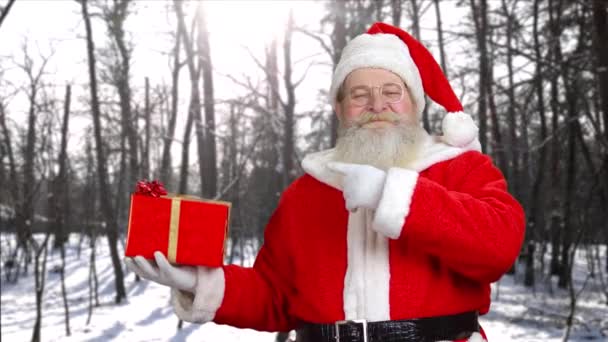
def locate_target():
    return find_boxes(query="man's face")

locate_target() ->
[332,68,426,170]
[335,68,416,129]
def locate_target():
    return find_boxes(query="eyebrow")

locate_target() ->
[348,82,405,89]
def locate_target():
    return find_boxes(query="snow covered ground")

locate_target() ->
[1,233,606,341]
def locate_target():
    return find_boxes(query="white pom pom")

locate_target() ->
[441,112,479,147]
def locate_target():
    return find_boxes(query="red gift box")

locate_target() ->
[125,191,230,267]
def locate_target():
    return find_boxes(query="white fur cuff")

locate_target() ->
[172,267,225,323]
[372,168,419,239]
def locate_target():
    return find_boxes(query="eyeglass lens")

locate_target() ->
[349,83,404,106]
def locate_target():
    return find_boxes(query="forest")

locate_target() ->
[0,0,606,341]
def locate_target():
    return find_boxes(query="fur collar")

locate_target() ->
[301,133,481,190]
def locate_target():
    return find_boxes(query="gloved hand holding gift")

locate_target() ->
[124,180,231,267]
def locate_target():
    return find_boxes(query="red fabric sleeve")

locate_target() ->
[212,188,298,332]
[401,151,525,283]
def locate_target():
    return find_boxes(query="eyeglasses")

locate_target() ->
[347,82,405,107]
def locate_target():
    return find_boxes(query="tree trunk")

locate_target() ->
[0,103,19,219]
[526,0,549,288]
[591,0,608,237]
[143,77,151,180]
[86,233,98,325]
[281,10,296,188]
[174,0,205,197]
[197,3,218,198]
[21,71,38,251]
[60,241,71,336]
[408,0,430,131]
[160,19,183,185]
[592,0,608,143]
[433,0,447,78]
[56,84,72,335]
[105,0,139,192]
[391,0,402,27]
[30,234,50,342]
[266,37,281,175]
[486,21,508,173]
[558,29,584,290]
[470,0,489,153]
[501,0,520,204]
[116,115,128,228]
[80,0,126,303]
[178,99,195,195]
[52,84,71,249]
[548,0,563,277]
[330,0,346,147]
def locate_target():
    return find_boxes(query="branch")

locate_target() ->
[213,130,263,200]
[243,45,287,109]
[293,61,318,89]
[0,0,16,29]
[293,27,333,57]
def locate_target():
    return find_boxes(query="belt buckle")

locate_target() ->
[334,319,368,342]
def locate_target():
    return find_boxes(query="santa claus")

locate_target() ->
[126,22,525,342]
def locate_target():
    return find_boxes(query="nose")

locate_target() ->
[368,88,388,113]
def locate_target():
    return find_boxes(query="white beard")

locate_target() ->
[333,121,428,171]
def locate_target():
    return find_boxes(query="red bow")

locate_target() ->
[135,180,168,197]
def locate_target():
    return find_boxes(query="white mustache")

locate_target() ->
[354,112,401,127]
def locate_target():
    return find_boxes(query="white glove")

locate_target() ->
[125,251,197,293]
[327,162,386,212]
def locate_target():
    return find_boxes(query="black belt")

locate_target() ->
[296,311,479,342]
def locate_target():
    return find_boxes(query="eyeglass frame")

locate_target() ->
[341,82,406,107]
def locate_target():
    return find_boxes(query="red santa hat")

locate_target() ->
[330,22,478,148]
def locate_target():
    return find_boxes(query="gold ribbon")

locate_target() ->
[167,197,181,263]
[162,194,231,263]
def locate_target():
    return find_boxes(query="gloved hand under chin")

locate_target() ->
[327,161,387,212]
[125,251,197,293]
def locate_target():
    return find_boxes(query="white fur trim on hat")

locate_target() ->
[441,112,479,148]
[330,33,425,117]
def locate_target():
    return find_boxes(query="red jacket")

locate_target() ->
[208,144,525,333]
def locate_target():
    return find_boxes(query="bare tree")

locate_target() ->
[16,42,52,261]
[196,2,218,198]
[500,0,521,204]
[30,233,51,342]
[142,77,151,179]
[328,0,347,146]
[80,0,126,303]
[391,0,402,27]
[486,34,508,174]
[470,0,489,153]
[591,0,608,271]
[433,0,447,77]
[558,8,586,289]
[54,84,72,335]
[101,0,139,197]
[174,0,206,197]
[525,0,549,287]
[548,0,563,277]
[160,18,184,185]
[0,101,19,231]
[281,10,297,187]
